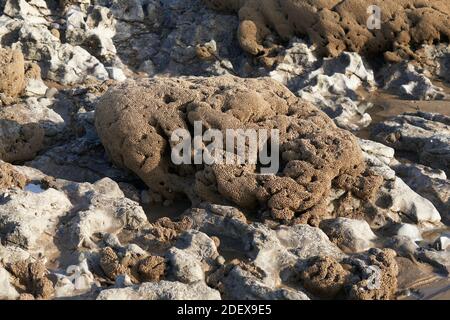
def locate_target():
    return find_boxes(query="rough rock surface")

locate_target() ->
[99,246,166,283]
[0,160,27,190]
[0,97,66,162]
[0,0,448,301]
[298,256,349,298]
[204,0,450,61]
[393,163,450,224]
[14,23,109,85]
[65,177,148,249]
[382,63,447,100]
[96,280,221,300]
[95,75,379,224]
[0,266,20,300]
[0,186,72,252]
[345,248,398,300]
[270,43,376,131]
[5,259,55,299]
[320,218,378,253]
[296,51,375,131]
[0,47,25,103]
[371,112,450,175]
[167,230,219,283]
[378,176,441,225]
[188,204,399,300]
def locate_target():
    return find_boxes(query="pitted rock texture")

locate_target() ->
[5,259,55,300]
[0,161,27,190]
[95,76,380,224]
[346,248,398,300]
[99,247,166,283]
[297,248,399,300]
[203,0,450,61]
[299,256,349,299]
[0,47,25,102]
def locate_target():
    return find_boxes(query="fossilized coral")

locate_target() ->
[95,76,380,224]
[297,249,398,300]
[5,259,55,299]
[299,256,349,298]
[204,0,450,61]
[0,47,25,103]
[0,161,27,190]
[99,247,166,283]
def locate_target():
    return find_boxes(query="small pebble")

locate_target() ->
[216,256,225,265]
[45,87,58,99]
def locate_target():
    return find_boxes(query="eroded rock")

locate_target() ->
[204,0,450,61]
[0,266,19,300]
[65,178,148,249]
[13,23,109,84]
[320,218,378,253]
[299,256,348,298]
[371,112,450,175]
[0,187,72,252]
[383,63,446,100]
[393,163,450,223]
[346,248,398,300]
[96,280,221,300]
[5,258,55,299]
[95,76,377,224]
[0,160,27,190]
[0,99,64,162]
[0,47,25,103]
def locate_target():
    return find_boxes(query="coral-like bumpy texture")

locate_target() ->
[203,0,450,60]
[95,76,379,224]
[0,48,25,99]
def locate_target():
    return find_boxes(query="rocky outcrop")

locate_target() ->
[0,47,25,104]
[188,204,400,300]
[204,0,450,61]
[393,163,450,224]
[0,186,72,252]
[96,280,221,300]
[0,160,27,190]
[371,112,450,175]
[270,42,376,131]
[4,258,55,299]
[382,63,447,100]
[0,0,448,302]
[320,218,378,253]
[95,76,380,224]
[0,99,63,163]
[14,24,109,85]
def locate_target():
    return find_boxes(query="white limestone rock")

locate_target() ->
[96,280,221,300]
[13,23,109,84]
[320,218,378,253]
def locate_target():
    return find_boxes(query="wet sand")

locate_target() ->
[405,278,450,300]
[396,253,450,300]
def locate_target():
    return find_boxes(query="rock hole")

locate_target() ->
[164,95,176,104]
